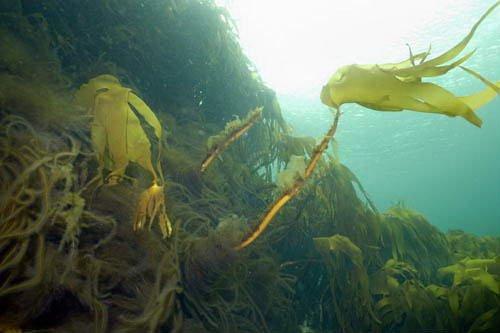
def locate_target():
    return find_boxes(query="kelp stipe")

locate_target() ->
[201,107,263,173]
[235,109,341,250]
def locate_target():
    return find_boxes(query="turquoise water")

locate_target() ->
[223,0,500,235]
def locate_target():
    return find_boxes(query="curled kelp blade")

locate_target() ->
[313,234,364,270]
[78,75,172,237]
[74,74,122,109]
[83,79,162,181]
[92,86,133,181]
[386,82,483,127]
[391,1,499,78]
[321,63,492,127]
[460,66,500,94]
[438,257,500,294]
[459,81,500,110]
[128,91,162,139]
[123,94,158,178]
[390,49,475,80]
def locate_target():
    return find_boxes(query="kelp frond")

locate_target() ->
[75,75,172,237]
[320,1,499,127]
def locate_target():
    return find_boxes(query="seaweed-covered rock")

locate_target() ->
[1,1,500,332]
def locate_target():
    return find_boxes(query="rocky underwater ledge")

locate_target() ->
[1,1,500,332]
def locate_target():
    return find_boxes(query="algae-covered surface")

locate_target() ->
[1,1,499,332]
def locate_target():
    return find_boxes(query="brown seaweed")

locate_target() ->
[2,1,500,332]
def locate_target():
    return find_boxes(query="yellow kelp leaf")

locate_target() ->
[75,75,172,237]
[448,288,460,315]
[460,81,500,110]
[94,86,144,182]
[74,74,122,110]
[313,234,363,266]
[460,67,500,94]
[399,50,475,79]
[320,2,499,127]
[370,259,417,296]
[368,49,475,82]
[322,65,487,126]
[371,274,399,296]
[438,257,500,294]
[388,1,499,79]
[128,91,162,139]
[463,257,499,270]
[426,284,448,299]
[468,308,500,333]
[439,257,499,276]
[76,75,158,182]
[466,268,500,294]
[438,261,467,285]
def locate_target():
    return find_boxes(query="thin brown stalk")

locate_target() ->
[201,108,262,173]
[236,110,341,250]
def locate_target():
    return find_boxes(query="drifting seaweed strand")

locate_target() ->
[119,242,182,332]
[0,121,52,298]
[0,234,45,297]
[0,114,117,326]
[201,107,263,173]
[236,110,341,250]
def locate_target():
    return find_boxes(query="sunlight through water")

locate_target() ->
[217,0,500,234]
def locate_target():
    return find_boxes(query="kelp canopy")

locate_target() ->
[1,1,500,332]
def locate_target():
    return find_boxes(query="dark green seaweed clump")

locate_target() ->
[1,1,499,332]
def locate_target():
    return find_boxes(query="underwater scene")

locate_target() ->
[0,0,499,332]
